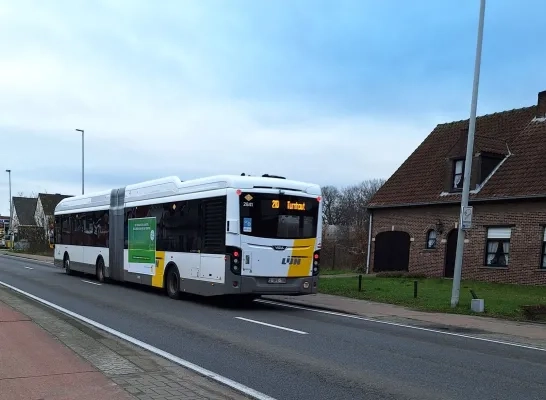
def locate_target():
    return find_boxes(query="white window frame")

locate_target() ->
[426,229,437,249]
[485,227,511,267]
[453,160,464,190]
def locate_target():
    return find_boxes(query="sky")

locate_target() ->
[1,0,546,216]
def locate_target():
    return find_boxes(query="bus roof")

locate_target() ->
[55,174,322,214]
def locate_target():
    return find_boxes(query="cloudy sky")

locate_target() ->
[1,0,546,216]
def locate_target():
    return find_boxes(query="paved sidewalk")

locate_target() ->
[1,251,54,264]
[0,286,250,400]
[264,292,546,347]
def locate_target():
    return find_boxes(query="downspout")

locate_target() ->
[365,210,373,274]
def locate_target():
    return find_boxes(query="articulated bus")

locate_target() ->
[53,174,323,300]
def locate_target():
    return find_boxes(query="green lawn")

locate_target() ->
[317,276,546,320]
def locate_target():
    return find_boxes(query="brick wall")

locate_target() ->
[369,200,546,285]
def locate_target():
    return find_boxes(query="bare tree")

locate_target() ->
[15,191,38,198]
[337,179,385,233]
[320,178,385,271]
[321,185,341,225]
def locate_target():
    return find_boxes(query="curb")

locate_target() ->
[0,252,55,265]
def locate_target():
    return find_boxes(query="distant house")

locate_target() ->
[367,89,546,285]
[0,215,10,237]
[34,193,72,241]
[11,197,39,236]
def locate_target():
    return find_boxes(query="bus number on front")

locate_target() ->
[272,200,280,209]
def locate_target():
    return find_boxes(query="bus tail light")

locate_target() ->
[312,250,320,276]
[227,246,242,275]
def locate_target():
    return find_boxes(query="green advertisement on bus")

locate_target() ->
[128,217,156,265]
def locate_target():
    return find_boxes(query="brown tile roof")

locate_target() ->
[12,197,38,226]
[369,91,546,208]
[38,193,72,215]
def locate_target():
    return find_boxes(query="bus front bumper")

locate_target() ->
[240,276,318,296]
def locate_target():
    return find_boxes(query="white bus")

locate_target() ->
[53,174,323,300]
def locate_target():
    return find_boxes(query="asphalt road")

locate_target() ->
[1,255,545,400]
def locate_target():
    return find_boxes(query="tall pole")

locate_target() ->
[5,169,12,250]
[76,129,84,194]
[451,0,486,308]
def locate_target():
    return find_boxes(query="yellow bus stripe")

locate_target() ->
[287,238,315,277]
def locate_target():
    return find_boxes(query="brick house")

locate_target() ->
[34,193,72,241]
[366,89,546,285]
[11,196,39,236]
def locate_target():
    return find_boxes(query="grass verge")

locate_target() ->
[320,268,359,276]
[317,275,546,321]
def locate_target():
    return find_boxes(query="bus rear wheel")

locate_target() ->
[96,257,105,283]
[64,254,73,275]
[165,266,181,300]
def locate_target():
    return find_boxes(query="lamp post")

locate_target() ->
[76,129,84,195]
[451,0,486,308]
[5,169,12,250]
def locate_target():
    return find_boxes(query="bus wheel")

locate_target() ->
[96,257,105,283]
[64,254,72,275]
[165,266,181,300]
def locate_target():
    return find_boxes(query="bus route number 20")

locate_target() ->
[272,199,280,209]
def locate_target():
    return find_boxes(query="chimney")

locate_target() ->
[538,90,546,117]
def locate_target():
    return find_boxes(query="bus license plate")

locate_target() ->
[268,278,286,284]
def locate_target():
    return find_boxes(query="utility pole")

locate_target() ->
[451,0,486,308]
[5,169,12,251]
[76,129,84,194]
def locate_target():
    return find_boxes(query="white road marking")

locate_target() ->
[256,299,546,353]
[235,317,308,335]
[0,280,277,400]
[24,266,34,270]
[81,280,102,286]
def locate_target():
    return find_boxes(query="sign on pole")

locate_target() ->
[461,206,473,230]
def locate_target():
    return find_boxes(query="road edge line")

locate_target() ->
[256,299,546,352]
[0,280,277,400]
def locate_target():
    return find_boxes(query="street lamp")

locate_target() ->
[451,0,486,307]
[75,129,84,195]
[5,169,12,250]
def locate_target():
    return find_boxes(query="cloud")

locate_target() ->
[1,0,546,217]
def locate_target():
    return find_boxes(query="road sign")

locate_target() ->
[461,206,473,230]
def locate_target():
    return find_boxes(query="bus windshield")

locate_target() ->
[239,192,319,239]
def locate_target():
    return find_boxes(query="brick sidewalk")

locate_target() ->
[0,298,134,400]
[0,286,250,400]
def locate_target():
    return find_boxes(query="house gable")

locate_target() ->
[12,197,38,230]
[35,193,72,237]
[369,90,546,209]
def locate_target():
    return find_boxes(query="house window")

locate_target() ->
[426,229,437,249]
[485,227,511,267]
[540,228,546,269]
[453,159,464,190]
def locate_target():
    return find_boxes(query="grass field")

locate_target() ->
[317,275,546,320]
[320,268,358,276]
